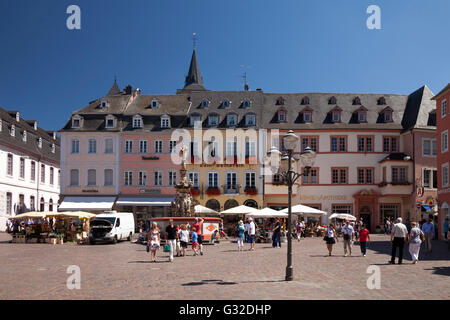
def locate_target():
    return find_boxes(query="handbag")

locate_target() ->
[419,231,425,242]
[163,244,171,252]
[146,242,150,253]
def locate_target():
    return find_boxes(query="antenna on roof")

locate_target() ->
[192,32,198,50]
[240,65,250,91]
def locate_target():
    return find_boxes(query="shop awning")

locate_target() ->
[115,196,174,207]
[58,197,116,212]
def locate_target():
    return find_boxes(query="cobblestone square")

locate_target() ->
[0,233,449,300]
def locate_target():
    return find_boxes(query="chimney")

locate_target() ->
[53,131,57,140]
[124,85,133,95]
[16,112,20,122]
[34,121,38,130]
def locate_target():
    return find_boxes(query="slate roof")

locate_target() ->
[0,108,60,163]
[401,85,436,131]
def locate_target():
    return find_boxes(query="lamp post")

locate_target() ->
[268,130,316,281]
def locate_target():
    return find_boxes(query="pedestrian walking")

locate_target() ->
[421,218,434,252]
[178,224,189,257]
[149,222,160,263]
[191,230,199,256]
[389,217,408,264]
[244,220,249,242]
[272,218,282,248]
[359,224,370,256]
[192,218,204,255]
[341,220,354,257]
[236,220,245,251]
[175,225,182,257]
[408,222,424,264]
[324,223,337,256]
[219,221,228,239]
[165,219,178,263]
[444,218,449,241]
[248,217,256,251]
[385,218,391,235]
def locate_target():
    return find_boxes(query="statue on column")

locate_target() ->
[171,144,195,217]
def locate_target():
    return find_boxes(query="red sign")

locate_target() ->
[416,203,421,209]
[416,187,424,198]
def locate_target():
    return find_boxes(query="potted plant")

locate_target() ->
[191,188,200,196]
[206,187,220,196]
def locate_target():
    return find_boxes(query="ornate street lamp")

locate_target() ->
[268,130,316,281]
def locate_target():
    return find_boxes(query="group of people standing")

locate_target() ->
[146,218,205,263]
[236,217,256,251]
[323,220,370,257]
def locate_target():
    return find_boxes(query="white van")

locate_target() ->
[89,211,135,244]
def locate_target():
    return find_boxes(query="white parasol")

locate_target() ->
[220,205,259,216]
[329,213,357,221]
[246,207,288,219]
[194,205,219,215]
[281,204,327,217]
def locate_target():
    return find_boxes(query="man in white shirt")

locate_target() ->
[248,218,256,251]
[341,220,354,257]
[389,217,408,264]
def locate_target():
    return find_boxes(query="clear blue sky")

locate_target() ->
[0,0,449,131]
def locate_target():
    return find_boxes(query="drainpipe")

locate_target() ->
[411,129,416,221]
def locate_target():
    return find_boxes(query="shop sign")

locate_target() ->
[416,202,421,209]
[416,187,424,198]
[82,189,98,193]
[142,156,160,160]
[300,195,347,201]
[139,189,161,194]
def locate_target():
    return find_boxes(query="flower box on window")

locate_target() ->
[206,187,221,196]
[191,188,200,196]
[244,187,258,195]
[391,181,411,186]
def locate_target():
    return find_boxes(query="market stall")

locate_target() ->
[46,211,95,244]
[9,211,53,243]
[245,207,288,243]
[281,204,327,237]
[220,205,259,236]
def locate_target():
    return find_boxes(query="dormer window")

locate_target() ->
[200,99,209,109]
[190,114,202,127]
[0,119,2,132]
[38,138,42,148]
[208,114,219,126]
[304,111,312,123]
[377,97,386,105]
[381,107,393,123]
[245,114,256,126]
[22,130,27,142]
[352,97,361,105]
[72,116,81,128]
[242,100,251,108]
[10,125,15,137]
[221,100,230,108]
[161,115,171,128]
[151,99,159,108]
[278,108,287,122]
[331,106,342,123]
[227,114,238,126]
[328,96,337,105]
[132,115,143,128]
[301,96,310,105]
[51,143,55,153]
[276,97,285,105]
[99,101,108,109]
[105,115,115,128]
[356,106,368,123]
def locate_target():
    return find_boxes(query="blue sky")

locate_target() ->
[0,0,449,131]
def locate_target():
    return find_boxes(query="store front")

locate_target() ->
[58,196,116,212]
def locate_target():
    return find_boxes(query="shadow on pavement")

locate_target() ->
[423,266,450,276]
[182,279,237,286]
[366,240,450,262]
[128,260,170,264]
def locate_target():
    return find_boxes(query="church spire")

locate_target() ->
[107,76,121,96]
[182,33,206,91]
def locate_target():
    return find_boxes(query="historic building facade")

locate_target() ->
[432,83,450,239]
[0,108,60,231]
[59,48,438,233]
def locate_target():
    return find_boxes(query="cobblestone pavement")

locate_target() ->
[0,232,449,300]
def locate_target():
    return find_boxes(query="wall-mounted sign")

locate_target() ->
[139,189,161,194]
[416,187,424,198]
[82,189,98,193]
[142,156,160,160]
[300,195,347,201]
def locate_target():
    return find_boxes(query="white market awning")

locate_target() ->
[246,207,288,219]
[194,205,219,215]
[116,196,175,207]
[220,205,259,216]
[58,197,116,212]
[281,204,327,217]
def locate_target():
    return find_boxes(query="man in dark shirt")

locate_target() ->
[272,218,282,248]
[165,219,178,262]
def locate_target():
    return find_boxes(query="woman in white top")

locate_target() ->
[149,222,160,262]
[178,224,190,257]
[408,222,423,264]
[325,223,338,256]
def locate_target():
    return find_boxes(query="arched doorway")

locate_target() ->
[224,199,239,210]
[359,205,371,231]
[244,199,258,209]
[205,199,220,212]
